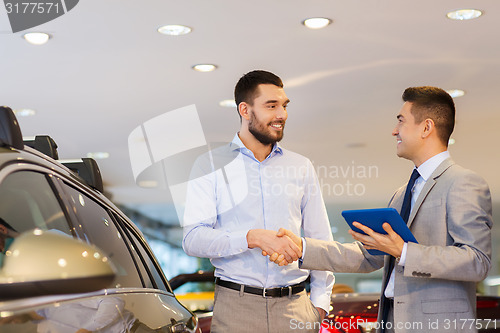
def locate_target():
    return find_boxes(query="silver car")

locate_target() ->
[0,106,200,333]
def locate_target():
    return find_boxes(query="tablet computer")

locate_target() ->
[341,208,418,255]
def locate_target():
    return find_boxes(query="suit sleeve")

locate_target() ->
[300,160,335,312]
[302,238,385,273]
[403,171,492,281]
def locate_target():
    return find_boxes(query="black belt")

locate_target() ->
[215,277,305,298]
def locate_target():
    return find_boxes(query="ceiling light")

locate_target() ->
[446,89,465,98]
[23,32,50,45]
[138,180,158,188]
[192,64,217,72]
[157,25,192,36]
[219,99,237,108]
[14,109,36,117]
[86,152,110,159]
[446,9,482,21]
[302,17,332,29]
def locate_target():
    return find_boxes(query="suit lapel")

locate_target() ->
[406,158,455,228]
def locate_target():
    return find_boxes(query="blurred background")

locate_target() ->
[1,0,499,295]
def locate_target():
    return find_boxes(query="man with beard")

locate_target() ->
[182,70,334,332]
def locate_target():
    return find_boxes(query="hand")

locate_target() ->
[264,228,302,266]
[316,307,327,321]
[247,229,302,263]
[349,221,404,258]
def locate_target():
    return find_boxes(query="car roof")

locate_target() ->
[0,135,143,240]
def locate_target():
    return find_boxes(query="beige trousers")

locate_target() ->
[210,285,321,333]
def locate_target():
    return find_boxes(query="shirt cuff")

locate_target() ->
[298,237,306,267]
[230,229,250,255]
[310,291,330,313]
[398,242,408,266]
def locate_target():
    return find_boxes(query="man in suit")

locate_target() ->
[271,86,493,332]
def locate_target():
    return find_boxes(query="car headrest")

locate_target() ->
[62,158,104,193]
[24,135,59,160]
[0,106,24,150]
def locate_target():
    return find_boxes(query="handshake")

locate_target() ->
[247,221,403,266]
[247,228,302,266]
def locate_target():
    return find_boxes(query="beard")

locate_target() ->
[248,110,285,145]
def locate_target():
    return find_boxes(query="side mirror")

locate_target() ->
[0,230,116,299]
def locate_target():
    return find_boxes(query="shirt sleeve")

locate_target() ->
[182,155,250,258]
[398,242,408,266]
[301,160,335,312]
[84,298,125,331]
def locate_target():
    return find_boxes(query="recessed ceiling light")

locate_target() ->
[138,180,158,188]
[86,152,110,159]
[446,89,465,98]
[157,25,192,36]
[446,9,482,21]
[23,32,50,45]
[302,17,332,29]
[219,99,237,108]
[448,138,456,145]
[192,64,217,72]
[14,108,36,117]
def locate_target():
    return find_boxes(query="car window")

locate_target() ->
[0,171,72,236]
[0,292,196,333]
[113,213,169,292]
[59,183,144,288]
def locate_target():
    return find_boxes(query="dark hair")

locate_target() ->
[402,86,455,145]
[234,70,283,118]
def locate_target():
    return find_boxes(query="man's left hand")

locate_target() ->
[316,307,326,321]
[349,222,404,258]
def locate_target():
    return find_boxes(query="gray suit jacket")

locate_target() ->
[302,159,492,332]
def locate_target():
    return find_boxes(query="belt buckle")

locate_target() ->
[288,286,292,297]
[262,288,268,298]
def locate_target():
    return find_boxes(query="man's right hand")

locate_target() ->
[247,229,302,263]
[267,228,302,266]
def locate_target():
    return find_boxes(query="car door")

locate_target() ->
[0,165,199,333]
[54,179,198,332]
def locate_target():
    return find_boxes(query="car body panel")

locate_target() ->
[0,290,196,332]
[0,111,201,333]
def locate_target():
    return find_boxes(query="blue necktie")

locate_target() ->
[400,169,420,223]
[381,168,420,330]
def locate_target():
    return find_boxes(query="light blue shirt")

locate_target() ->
[182,134,334,311]
[385,150,450,298]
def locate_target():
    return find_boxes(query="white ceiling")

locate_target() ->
[1,1,499,224]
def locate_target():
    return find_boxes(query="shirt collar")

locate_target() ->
[415,151,450,181]
[229,133,283,157]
